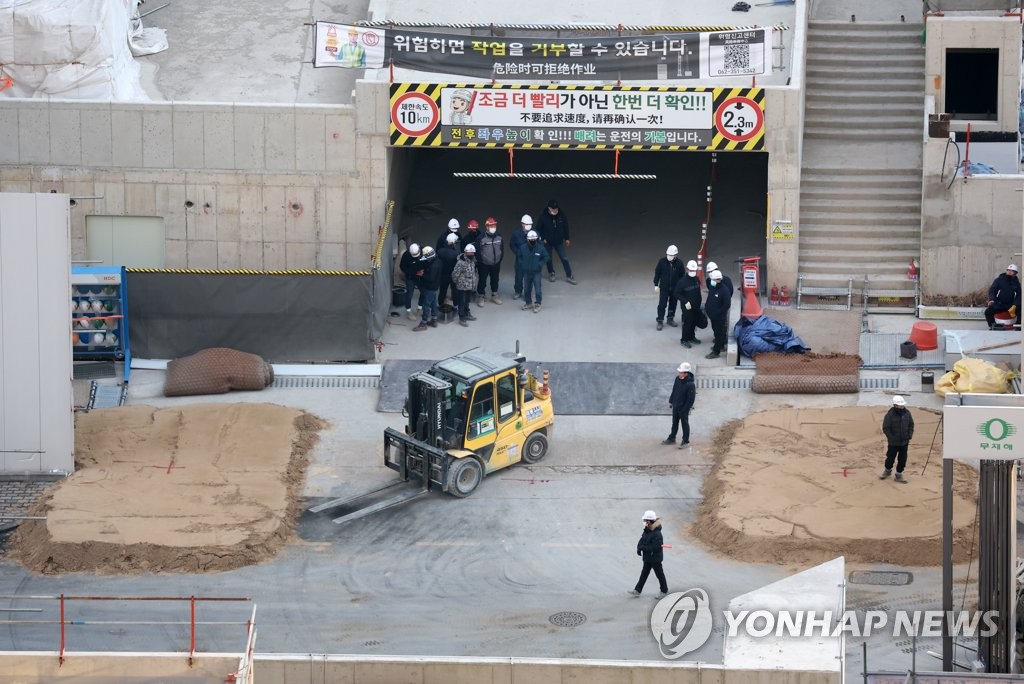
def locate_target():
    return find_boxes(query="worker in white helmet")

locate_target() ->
[630,510,668,598]
[703,269,731,359]
[663,361,696,448]
[653,245,685,331]
[880,395,914,484]
[436,217,462,252]
[516,229,550,313]
[673,259,704,347]
[400,242,423,321]
[984,263,1021,329]
[510,214,533,300]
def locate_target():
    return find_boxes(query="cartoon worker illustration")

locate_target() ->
[337,27,367,68]
[450,89,475,125]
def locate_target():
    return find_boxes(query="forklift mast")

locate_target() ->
[406,372,453,448]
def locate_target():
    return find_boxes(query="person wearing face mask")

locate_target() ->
[703,269,731,359]
[704,261,734,297]
[673,259,703,347]
[475,217,504,306]
[653,245,685,331]
[517,229,549,313]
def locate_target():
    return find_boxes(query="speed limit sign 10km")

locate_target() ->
[391,91,440,138]
[714,96,764,143]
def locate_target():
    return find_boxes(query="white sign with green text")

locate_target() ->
[943,403,1024,459]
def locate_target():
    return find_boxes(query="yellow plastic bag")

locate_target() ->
[934,357,1010,397]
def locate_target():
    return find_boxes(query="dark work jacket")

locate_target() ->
[399,250,419,279]
[517,241,549,272]
[704,283,731,319]
[988,273,1021,308]
[437,245,459,279]
[536,209,570,244]
[654,257,685,292]
[418,257,443,290]
[436,230,462,252]
[882,407,915,446]
[636,521,664,563]
[509,228,529,259]
[463,229,481,250]
[673,273,703,309]
[706,274,735,300]
[669,373,696,412]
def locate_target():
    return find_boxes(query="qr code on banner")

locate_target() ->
[723,44,750,73]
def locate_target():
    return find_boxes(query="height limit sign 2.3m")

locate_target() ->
[714,96,763,143]
[391,91,440,138]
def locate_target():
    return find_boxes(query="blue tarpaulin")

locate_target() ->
[734,315,810,358]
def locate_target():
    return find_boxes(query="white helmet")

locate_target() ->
[686,259,698,272]
[710,269,723,281]
[527,230,539,240]
[666,245,679,256]
[448,218,460,230]
[464,244,476,253]
[446,233,459,245]
[521,214,533,225]
[892,395,906,406]
[677,362,691,373]
[409,243,421,257]
[706,261,718,273]
[642,510,658,521]
[1008,264,1019,273]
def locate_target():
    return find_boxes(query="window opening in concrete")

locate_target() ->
[86,216,166,268]
[945,48,998,121]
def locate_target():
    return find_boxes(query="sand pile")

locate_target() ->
[694,406,978,567]
[11,403,325,575]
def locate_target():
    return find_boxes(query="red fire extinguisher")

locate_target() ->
[907,259,919,280]
[779,285,790,306]
[769,283,780,306]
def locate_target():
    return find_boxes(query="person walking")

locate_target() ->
[984,263,1021,329]
[630,510,668,598]
[451,244,479,327]
[654,245,685,330]
[437,233,460,307]
[475,217,504,307]
[399,242,422,321]
[413,247,442,331]
[436,218,462,252]
[537,199,576,284]
[704,269,731,360]
[510,214,532,300]
[517,230,549,313]
[662,362,696,448]
[880,395,914,483]
[674,259,703,348]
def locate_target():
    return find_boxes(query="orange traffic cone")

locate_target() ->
[742,286,763,319]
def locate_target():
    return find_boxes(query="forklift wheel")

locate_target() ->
[446,457,484,498]
[521,433,549,464]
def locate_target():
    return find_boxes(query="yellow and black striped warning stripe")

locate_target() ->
[126,268,371,276]
[389,83,764,152]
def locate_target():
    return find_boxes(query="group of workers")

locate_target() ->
[653,246,734,360]
[399,201,575,330]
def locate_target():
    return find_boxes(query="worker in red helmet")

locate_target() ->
[475,217,504,306]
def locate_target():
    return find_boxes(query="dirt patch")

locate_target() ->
[693,406,978,567]
[10,403,326,575]
[922,289,989,308]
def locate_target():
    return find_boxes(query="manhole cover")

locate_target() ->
[549,611,587,627]
[848,570,913,586]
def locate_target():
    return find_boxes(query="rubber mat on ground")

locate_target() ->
[378,359,688,415]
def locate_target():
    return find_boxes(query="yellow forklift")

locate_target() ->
[311,346,555,524]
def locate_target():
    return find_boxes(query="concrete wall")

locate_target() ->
[919,16,1023,298]
[0,651,840,683]
[0,82,389,271]
[924,16,1022,134]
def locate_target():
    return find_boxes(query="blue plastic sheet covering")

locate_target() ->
[955,161,999,176]
[734,315,810,358]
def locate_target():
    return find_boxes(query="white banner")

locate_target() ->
[943,401,1024,459]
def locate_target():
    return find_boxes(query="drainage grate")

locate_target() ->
[698,377,752,390]
[73,361,115,380]
[848,570,913,586]
[271,376,379,389]
[549,611,587,627]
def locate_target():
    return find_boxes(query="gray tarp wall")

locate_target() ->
[127,271,375,362]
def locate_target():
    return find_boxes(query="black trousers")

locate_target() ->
[455,289,471,320]
[635,561,668,593]
[680,307,698,341]
[710,313,729,353]
[657,289,678,322]
[477,263,501,296]
[984,304,1018,327]
[884,444,908,473]
[668,407,690,443]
